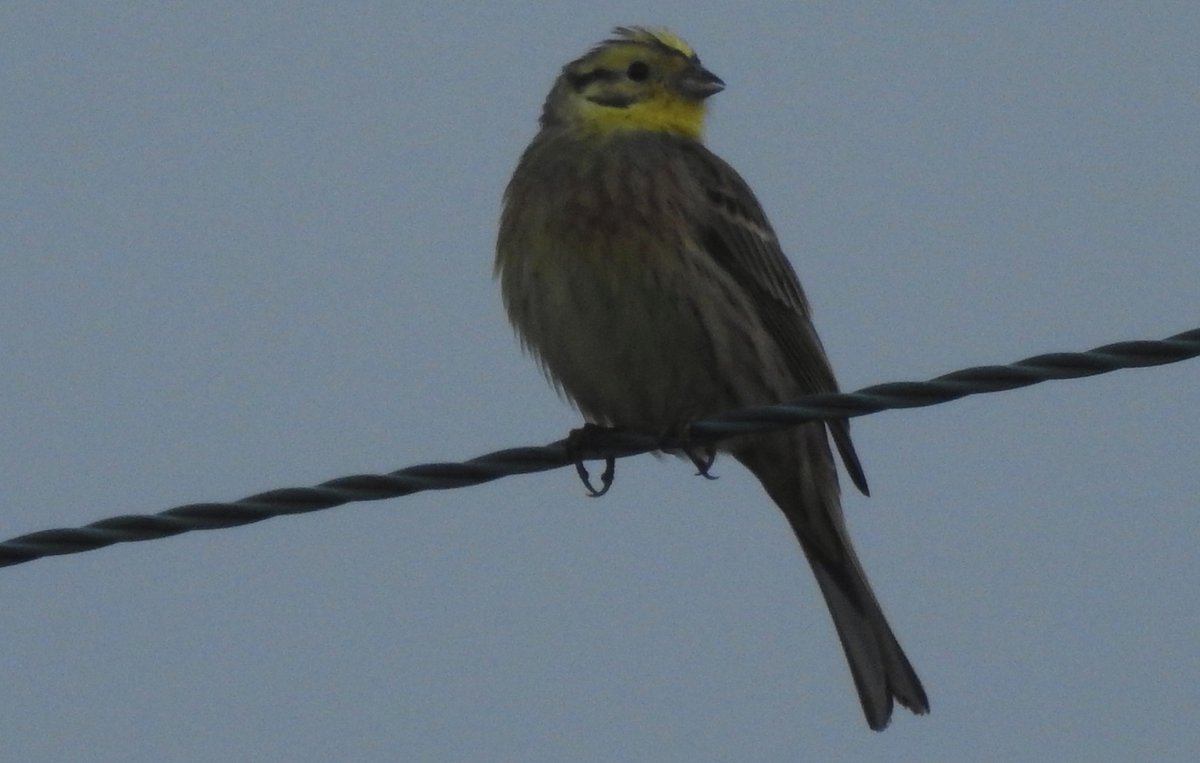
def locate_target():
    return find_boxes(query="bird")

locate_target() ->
[494,26,928,730]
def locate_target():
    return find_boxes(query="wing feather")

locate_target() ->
[682,142,869,495]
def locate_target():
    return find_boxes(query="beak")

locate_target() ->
[677,65,725,100]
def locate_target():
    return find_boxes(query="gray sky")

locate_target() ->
[3,4,1198,761]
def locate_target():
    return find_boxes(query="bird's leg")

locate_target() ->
[664,416,719,480]
[566,423,617,497]
[684,443,719,480]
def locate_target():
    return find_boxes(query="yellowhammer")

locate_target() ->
[495,26,928,730]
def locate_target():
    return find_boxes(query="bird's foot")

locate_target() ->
[566,423,618,497]
[662,418,719,480]
[683,443,719,480]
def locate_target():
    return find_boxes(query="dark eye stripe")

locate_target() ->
[567,68,619,91]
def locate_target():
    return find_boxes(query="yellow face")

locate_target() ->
[547,28,724,140]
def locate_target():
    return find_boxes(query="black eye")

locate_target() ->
[626,61,649,81]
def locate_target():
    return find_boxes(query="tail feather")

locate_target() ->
[807,548,929,729]
[733,425,928,730]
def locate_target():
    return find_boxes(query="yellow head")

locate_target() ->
[540,27,724,141]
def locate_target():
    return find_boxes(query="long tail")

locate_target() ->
[733,425,929,730]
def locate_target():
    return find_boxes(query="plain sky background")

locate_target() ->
[3,4,1198,761]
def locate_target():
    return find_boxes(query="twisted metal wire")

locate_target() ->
[2,327,1197,569]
